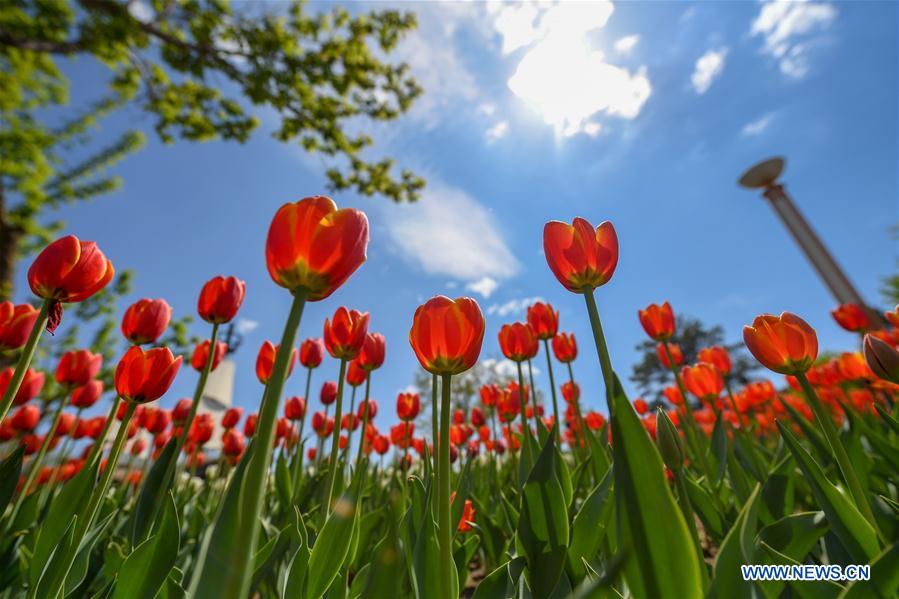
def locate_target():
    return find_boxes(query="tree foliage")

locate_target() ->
[629,314,758,403]
[0,0,423,298]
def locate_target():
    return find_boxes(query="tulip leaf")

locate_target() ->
[361,522,406,599]
[758,511,829,562]
[453,533,479,591]
[34,515,78,599]
[411,480,447,599]
[839,540,899,599]
[283,507,310,599]
[683,473,726,540]
[607,373,703,599]
[709,412,727,486]
[30,457,99,587]
[275,451,292,509]
[113,492,180,599]
[472,556,526,599]
[130,437,178,547]
[303,461,365,599]
[516,430,569,599]
[566,468,613,583]
[709,484,762,599]
[777,422,880,563]
[0,445,25,515]
[451,458,473,537]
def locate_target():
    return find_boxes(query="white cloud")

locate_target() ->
[583,121,602,138]
[487,296,544,318]
[614,34,640,55]
[466,276,499,298]
[741,113,774,136]
[750,0,837,78]
[691,48,728,94]
[235,318,259,335]
[485,120,509,143]
[480,357,540,378]
[385,182,520,282]
[128,1,152,21]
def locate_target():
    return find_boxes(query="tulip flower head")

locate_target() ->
[681,363,724,401]
[299,338,325,368]
[698,346,731,376]
[498,322,539,362]
[884,305,899,329]
[409,296,485,376]
[358,332,386,371]
[70,380,103,409]
[284,396,306,421]
[479,384,501,407]
[121,298,173,345]
[56,349,102,387]
[197,276,246,325]
[561,381,579,403]
[743,313,818,375]
[265,196,369,300]
[1,368,45,406]
[526,301,559,340]
[11,404,40,432]
[543,218,618,293]
[346,360,367,387]
[114,346,182,403]
[0,302,40,350]
[324,307,370,360]
[656,343,683,369]
[191,340,228,372]
[222,407,243,429]
[320,381,338,405]
[831,303,871,333]
[396,392,420,421]
[863,334,899,384]
[551,332,577,363]
[256,340,296,384]
[638,302,676,342]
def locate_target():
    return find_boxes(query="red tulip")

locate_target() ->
[551,332,577,363]
[299,338,325,368]
[11,404,40,432]
[358,332,386,371]
[244,413,258,437]
[0,302,39,350]
[396,392,420,421]
[55,411,76,436]
[372,435,390,455]
[145,408,171,435]
[56,349,102,387]
[863,334,899,384]
[453,409,465,425]
[222,407,243,429]
[320,381,338,405]
[831,303,871,333]
[256,340,296,384]
[390,422,414,447]
[585,411,605,431]
[0,418,15,441]
[265,196,369,300]
[357,399,377,420]
[638,302,675,342]
[223,429,246,457]
[409,296,485,376]
[121,298,172,345]
[743,313,818,375]
[197,276,246,324]
[480,384,501,407]
[130,437,147,456]
[543,218,618,293]
[681,363,724,400]
[698,346,732,376]
[346,359,367,387]
[27,235,114,303]
[884,305,899,329]
[284,396,306,421]
[114,346,182,404]
[656,343,683,369]
[191,340,228,372]
[324,307,369,360]
[633,398,649,415]
[311,411,333,437]
[70,380,103,409]
[172,399,192,424]
[1,367,45,406]
[526,301,559,340]
[189,413,215,445]
[498,322,538,362]
[450,492,476,532]
[470,407,485,427]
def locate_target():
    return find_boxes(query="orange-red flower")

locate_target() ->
[172,399,192,424]
[479,384,501,407]
[831,303,871,333]
[498,322,538,362]
[681,363,724,400]
[451,491,476,532]
[27,235,114,303]
[222,429,246,457]
[11,404,40,432]
[835,352,871,381]
[634,398,649,415]
[372,435,390,455]
[585,411,605,431]
[121,298,172,345]
[299,338,325,368]
[324,307,369,360]
[526,301,559,340]
[743,312,818,375]
[698,346,731,375]
[358,332,386,371]
[256,340,297,384]
[863,334,899,384]
[663,386,684,405]
[70,380,103,409]
[311,411,333,437]
[543,218,618,292]
[396,392,420,421]
[244,414,258,437]
[320,381,338,405]
[0,302,39,350]
[656,343,683,369]
[265,196,369,300]
[409,296,485,375]
[191,340,227,372]
[1,367,45,406]
[197,276,246,324]
[884,305,899,329]
[114,346,182,404]
[390,421,414,447]
[551,332,577,363]
[284,397,305,421]
[638,301,675,342]
[561,381,579,403]
[357,399,377,420]
[222,407,243,429]
[56,349,102,387]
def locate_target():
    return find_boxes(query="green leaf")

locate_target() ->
[608,373,703,598]
[683,473,726,540]
[113,492,180,599]
[275,450,293,508]
[709,412,728,486]
[472,557,526,599]
[130,437,178,546]
[453,534,479,590]
[0,445,25,515]
[283,508,310,599]
[303,462,365,599]
[516,431,569,599]
[30,457,99,586]
[758,511,829,562]
[777,422,880,562]
[361,502,406,598]
[709,484,762,599]
[411,481,446,599]
[34,516,78,599]
[566,468,613,583]
[451,458,473,537]
[839,540,899,599]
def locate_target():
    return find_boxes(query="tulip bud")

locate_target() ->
[655,408,683,471]
[863,334,899,384]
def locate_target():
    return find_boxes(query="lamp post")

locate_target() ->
[738,157,882,324]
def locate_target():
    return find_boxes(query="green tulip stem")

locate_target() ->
[324,356,348,515]
[438,373,454,599]
[543,339,561,443]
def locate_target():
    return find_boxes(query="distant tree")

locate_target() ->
[0,0,423,298]
[629,314,758,404]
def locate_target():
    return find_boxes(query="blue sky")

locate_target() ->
[12,1,898,435]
